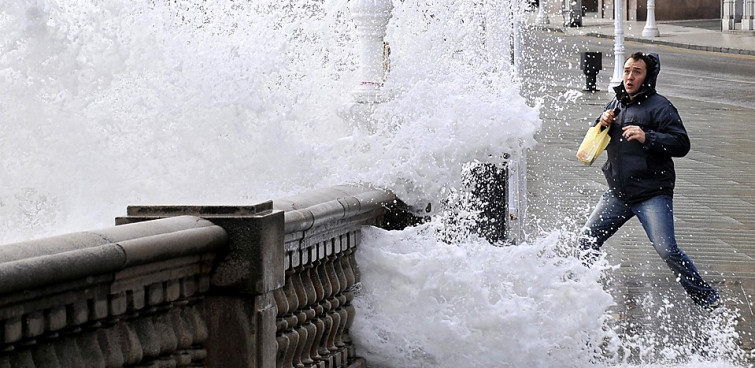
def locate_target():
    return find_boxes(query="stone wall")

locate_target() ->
[0,185,398,368]
[639,0,721,21]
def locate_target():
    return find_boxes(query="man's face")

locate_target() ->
[622,58,647,95]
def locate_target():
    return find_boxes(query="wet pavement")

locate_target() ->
[520,13,755,362]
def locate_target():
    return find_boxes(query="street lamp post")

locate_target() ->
[609,0,624,89]
[743,0,755,30]
[536,0,550,25]
[343,0,393,132]
[350,0,393,104]
[722,0,736,30]
[641,0,659,37]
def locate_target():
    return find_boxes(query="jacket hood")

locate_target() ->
[613,53,661,103]
[643,53,661,90]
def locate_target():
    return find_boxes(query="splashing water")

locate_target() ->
[353,226,616,367]
[0,0,749,366]
[353,223,750,367]
[0,0,536,241]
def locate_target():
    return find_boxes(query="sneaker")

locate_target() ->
[702,298,722,312]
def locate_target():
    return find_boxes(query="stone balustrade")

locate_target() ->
[0,215,227,367]
[0,184,400,368]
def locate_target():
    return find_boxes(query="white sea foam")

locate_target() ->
[353,223,750,367]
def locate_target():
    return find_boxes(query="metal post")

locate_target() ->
[743,0,755,30]
[722,0,736,30]
[507,154,527,244]
[350,0,394,104]
[536,0,550,25]
[642,0,659,37]
[609,0,624,89]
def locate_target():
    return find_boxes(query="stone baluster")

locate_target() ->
[334,254,349,297]
[76,331,106,367]
[169,307,193,365]
[274,285,291,368]
[134,316,161,361]
[184,305,208,349]
[346,232,360,282]
[341,249,357,290]
[97,324,124,366]
[290,268,309,368]
[170,300,190,344]
[122,322,145,365]
[340,250,358,351]
[333,256,349,351]
[154,312,178,359]
[185,305,209,364]
[299,263,319,366]
[280,270,300,368]
[284,270,301,319]
[326,257,342,309]
[318,258,333,303]
[308,260,326,365]
[58,339,85,367]
[31,344,57,368]
[323,257,341,354]
[9,349,34,367]
[316,260,335,363]
[276,334,290,368]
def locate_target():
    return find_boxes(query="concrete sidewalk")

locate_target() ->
[534,12,755,55]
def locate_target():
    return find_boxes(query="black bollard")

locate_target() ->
[580,51,602,92]
[466,161,508,244]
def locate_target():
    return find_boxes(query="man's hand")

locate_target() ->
[622,125,646,143]
[600,109,617,127]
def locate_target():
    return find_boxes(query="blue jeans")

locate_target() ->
[580,191,719,307]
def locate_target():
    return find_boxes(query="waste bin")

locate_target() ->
[562,0,582,27]
[580,51,602,91]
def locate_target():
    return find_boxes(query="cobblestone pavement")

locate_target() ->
[519,22,755,361]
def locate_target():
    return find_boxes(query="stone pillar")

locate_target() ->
[641,0,659,37]
[197,208,286,368]
[118,204,286,368]
[609,0,625,89]
[723,0,737,30]
[743,0,755,30]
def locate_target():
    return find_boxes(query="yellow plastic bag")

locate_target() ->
[576,124,610,165]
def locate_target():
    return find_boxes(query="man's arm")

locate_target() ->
[642,102,690,157]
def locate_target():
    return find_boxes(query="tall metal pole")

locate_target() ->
[722,0,736,30]
[342,0,394,133]
[641,0,659,37]
[743,0,755,30]
[609,0,624,89]
[350,0,393,104]
[536,0,550,25]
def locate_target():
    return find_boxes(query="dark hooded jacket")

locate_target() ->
[597,53,690,204]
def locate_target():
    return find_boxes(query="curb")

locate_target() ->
[531,24,755,57]
[585,32,755,57]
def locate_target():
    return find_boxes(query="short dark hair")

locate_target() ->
[627,52,655,72]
